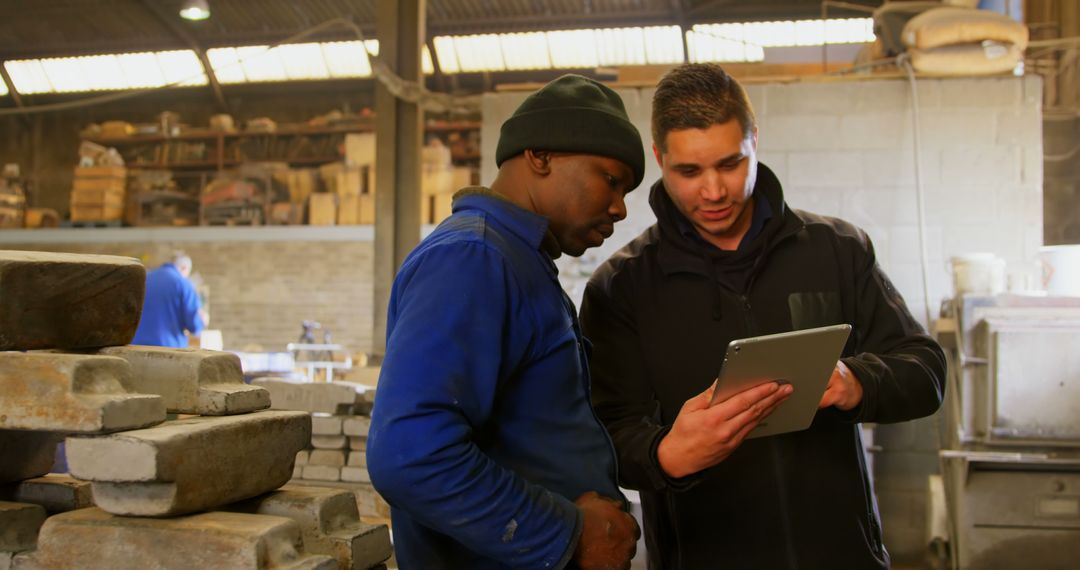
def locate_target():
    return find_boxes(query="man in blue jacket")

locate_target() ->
[367,75,647,569]
[132,252,205,347]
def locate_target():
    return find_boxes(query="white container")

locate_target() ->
[1039,245,1080,297]
[950,253,1006,296]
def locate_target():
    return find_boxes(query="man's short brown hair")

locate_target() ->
[651,63,757,152]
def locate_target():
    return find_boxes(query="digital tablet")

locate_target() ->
[708,324,852,439]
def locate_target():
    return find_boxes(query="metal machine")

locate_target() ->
[937,294,1080,569]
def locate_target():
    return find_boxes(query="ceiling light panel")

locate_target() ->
[547,30,599,68]
[500,32,551,70]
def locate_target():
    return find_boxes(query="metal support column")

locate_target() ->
[373,0,424,352]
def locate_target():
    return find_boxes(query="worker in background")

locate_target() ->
[579,63,947,569]
[132,252,206,348]
[368,74,643,569]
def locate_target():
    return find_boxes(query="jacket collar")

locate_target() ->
[451,186,563,260]
[648,162,805,277]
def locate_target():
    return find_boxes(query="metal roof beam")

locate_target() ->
[137,0,229,113]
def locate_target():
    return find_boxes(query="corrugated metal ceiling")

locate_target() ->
[0,0,870,60]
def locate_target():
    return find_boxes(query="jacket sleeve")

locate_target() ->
[837,230,947,424]
[179,279,204,336]
[581,270,697,494]
[367,242,581,569]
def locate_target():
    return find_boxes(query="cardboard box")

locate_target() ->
[288,169,316,204]
[70,204,124,222]
[338,193,360,225]
[422,167,454,196]
[72,177,126,193]
[308,193,337,226]
[344,133,375,166]
[71,188,125,208]
[422,192,454,225]
[74,166,127,179]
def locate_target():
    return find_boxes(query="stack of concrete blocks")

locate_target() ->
[0,251,392,570]
[252,378,390,522]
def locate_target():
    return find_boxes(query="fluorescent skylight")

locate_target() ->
[0,81,7,96]
[0,17,873,94]
[689,18,872,63]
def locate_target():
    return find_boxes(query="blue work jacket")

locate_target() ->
[132,263,203,348]
[368,188,622,569]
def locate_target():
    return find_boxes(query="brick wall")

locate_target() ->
[0,227,375,354]
[483,74,1044,562]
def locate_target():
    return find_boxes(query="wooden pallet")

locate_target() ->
[61,219,123,228]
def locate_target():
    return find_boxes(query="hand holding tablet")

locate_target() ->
[709,324,853,439]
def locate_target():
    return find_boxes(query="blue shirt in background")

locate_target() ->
[132,263,203,347]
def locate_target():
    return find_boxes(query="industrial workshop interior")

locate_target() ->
[0,0,1077,569]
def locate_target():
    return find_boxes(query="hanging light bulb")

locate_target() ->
[179,0,210,21]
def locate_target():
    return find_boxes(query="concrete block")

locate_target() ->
[17,508,336,570]
[342,417,370,438]
[0,353,165,433]
[0,251,144,351]
[996,108,1042,148]
[302,465,341,482]
[924,186,998,226]
[227,485,392,570]
[253,379,366,414]
[0,431,60,485]
[348,437,366,451]
[941,145,1015,185]
[786,151,864,187]
[939,77,1020,108]
[0,474,93,514]
[312,435,347,450]
[347,452,366,468]
[853,79,910,112]
[66,410,310,517]
[283,480,392,520]
[757,115,841,152]
[838,113,910,150]
[860,149,941,188]
[296,450,310,466]
[766,81,852,116]
[95,346,269,415]
[919,110,996,149]
[293,465,303,479]
[0,501,46,552]
[309,450,346,467]
[311,415,343,436]
[340,467,370,484]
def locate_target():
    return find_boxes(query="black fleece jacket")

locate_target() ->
[580,164,946,570]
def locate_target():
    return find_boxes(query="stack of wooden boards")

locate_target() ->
[69,166,126,224]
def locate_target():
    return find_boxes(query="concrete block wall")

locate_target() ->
[0,229,375,354]
[483,74,1044,563]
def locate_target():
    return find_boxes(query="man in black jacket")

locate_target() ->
[579,63,947,569]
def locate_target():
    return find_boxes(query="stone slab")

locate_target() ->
[0,431,59,485]
[342,417,370,437]
[227,485,392,570]
[310,415,343,436]
[302,465,341,482]
[0,474,93,514]
[296,450,310,466]
[16,508,336,570]
[253,379,367,414]
[95,346,270,415]
[308,450,346,467]
[66,410,310,516]
[0,251,145,351]
[0,502,46,552]
[284,480,391,519]
[340,467,370,484]
[0,353,165,433]
[347,452,366,468]
[311,435,347,450]
[348,437,367,451]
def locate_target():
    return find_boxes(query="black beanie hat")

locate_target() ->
[495,74,646,189]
